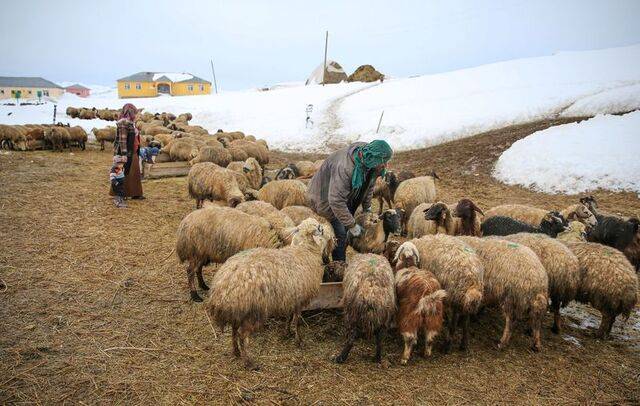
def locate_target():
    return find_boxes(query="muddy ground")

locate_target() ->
[1,117,639,404]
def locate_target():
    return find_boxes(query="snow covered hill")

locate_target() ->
[1,44,639,153]
[493,112,640,195]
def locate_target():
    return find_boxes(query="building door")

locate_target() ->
[157,83,170,94]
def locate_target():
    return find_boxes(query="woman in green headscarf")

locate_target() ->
[307,140,393,262]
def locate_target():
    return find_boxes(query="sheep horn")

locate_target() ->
[472,203,484,215]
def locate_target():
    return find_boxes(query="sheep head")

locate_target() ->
[380,209,401,238]
[394,241,420,271]
[579,195,598,215]
[424,202,450,224]
[568,204,597,227]
[541,212,568,237]
[291,218,331,262]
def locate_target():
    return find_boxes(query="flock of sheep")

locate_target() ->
[4,106,638,370]
[172,139,639,369]
[0,123,89,152]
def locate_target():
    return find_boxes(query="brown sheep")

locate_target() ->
[258,179,308,209]
[227,157,263,190]
[500,233,580,334]
[236,200,295,245]
[458,236,548,352]
[188,162,245,208]
[394,246,447,364]
[176,205,284,302]
[205,218,330,369]
[92,127,116,151]
[394,174,438,234]
[189,145,232,167]
[564,241,638,339]
[396,236,483,351]
[334,254,396,365]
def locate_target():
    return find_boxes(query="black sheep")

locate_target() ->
[380,208,403,241]
[481,214,567,237]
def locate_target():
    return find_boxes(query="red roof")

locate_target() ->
[65,84,90,90]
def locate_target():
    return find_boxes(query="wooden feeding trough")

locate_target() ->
[303,282,343,311]
[144,161,191,179]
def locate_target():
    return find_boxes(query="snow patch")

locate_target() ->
[493,112,640,194]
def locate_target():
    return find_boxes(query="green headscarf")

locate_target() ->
[351,140,393,190]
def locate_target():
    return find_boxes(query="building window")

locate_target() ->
[43,90,49,96]
[0,90,4,94]
[124,83,131,90]
[135,83,141,90]
[188,85,194,91]
[28,90,32,94]
[199,85,204,91]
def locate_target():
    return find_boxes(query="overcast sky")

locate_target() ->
[1,0,639,90]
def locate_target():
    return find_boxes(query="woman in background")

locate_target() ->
[113,103,144,201]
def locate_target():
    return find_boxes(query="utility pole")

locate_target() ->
[376,110,384,133]
[210,59,218,94]
[322,31,328,86]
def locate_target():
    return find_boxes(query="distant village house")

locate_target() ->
[116,72,211,98]
[0,76,63,100]
[65,84,90,98]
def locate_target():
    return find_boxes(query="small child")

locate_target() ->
[139,145,160,164]
[110,156,127,208]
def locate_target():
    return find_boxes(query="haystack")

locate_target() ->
[348,65,384,82]
[306,60,348,85]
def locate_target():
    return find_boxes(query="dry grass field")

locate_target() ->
[1,118,639,404]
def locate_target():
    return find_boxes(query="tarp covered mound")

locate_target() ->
[306,60,348,85]
[347,65,384,82]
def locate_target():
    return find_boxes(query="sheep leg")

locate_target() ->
[596,311,615,339]
[196,199,202,209]
[444,310,459,353]
[238,323,259,370]
[333,328,358,364]
[498,309,513,350]
[550,299,562,334]
[531,316,543,352]
[196,265,209,290]
[231,327,241,357]
[460,314,470,351]
[400,332,416,365]
[291,311,304,347]
[186,261,202,302]
[374,328,384,364]
[424,326,438,358]
[100,140,105,151]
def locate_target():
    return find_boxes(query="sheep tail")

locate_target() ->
[462,288,483,314]
[161,247,176,263]
[415,289,447,317]
[531,293,548,318]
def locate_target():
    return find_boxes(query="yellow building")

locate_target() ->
[0,76,64,100]
[116,72,211,98]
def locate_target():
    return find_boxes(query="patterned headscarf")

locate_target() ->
[351,140,393,190]
[119,103,137,121]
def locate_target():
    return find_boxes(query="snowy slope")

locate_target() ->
[341,45,640,150]
[493,112,640,194]
[560,83,640,117]
[1,45,639,152]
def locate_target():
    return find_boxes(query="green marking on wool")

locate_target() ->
[508,243,519,248]
[369,258,378,267]
[463,247,475,254]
